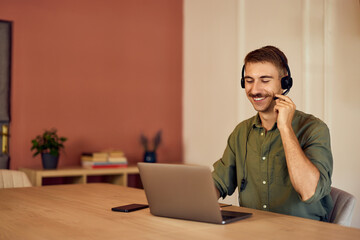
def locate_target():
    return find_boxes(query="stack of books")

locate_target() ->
[108,151,127,163]
[81,151,128,169]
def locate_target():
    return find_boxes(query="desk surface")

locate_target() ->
[0,184,359,240]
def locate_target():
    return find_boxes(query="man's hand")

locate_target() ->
[274,94,296,130]
[215,187,220,199]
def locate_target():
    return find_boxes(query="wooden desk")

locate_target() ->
[19,166,139,187]
[0,184,359,240]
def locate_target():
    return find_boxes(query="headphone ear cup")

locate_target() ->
[241,65,245,88]
[288,77,293,88]
[281,76,293,89]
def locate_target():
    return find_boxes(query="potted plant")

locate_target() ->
[140,130,162,163]
[31,128,67,169]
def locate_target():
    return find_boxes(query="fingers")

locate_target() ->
[274,95,296,115]
[274,94,296,107]
[275,100,292,107]
[274,94,293,103]
[273,94,296,129]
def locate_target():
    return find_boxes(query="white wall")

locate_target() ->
[183,0,239,167]
[325,0,360,229]
[184,0,360,228]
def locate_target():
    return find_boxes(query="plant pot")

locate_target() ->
[41,153,59,169]
[144,151,156,163]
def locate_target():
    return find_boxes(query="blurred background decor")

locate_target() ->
[31,129,67,169]
[140,130,162,163]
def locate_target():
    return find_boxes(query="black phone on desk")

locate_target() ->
[111,204,149,212]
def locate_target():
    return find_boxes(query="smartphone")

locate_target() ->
[111,204,149,212]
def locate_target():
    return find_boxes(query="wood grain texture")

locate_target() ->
[0,184,359,240]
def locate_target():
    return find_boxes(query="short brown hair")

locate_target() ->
[244,46,288,77]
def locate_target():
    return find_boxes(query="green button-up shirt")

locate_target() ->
[212,110,333,221]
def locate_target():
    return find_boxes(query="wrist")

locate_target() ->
[278,124,292,133]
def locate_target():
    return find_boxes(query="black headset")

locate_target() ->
[240,55,293,96]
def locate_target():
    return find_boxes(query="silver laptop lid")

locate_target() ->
[138,162,223,224]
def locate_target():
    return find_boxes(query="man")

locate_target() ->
[212,46,333,221]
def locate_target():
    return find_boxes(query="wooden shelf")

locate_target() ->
[19,166,139,187]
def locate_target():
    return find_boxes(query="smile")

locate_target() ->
[253,97,265,101]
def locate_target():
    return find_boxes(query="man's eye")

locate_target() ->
[245,79,254,83]
[262,79,270,83]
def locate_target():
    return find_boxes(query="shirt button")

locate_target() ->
[263,205,267,209]
[262,181,266,185]
[262,157,266,160]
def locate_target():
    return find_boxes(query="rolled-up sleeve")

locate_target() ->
[302,123,333,204]
[212,133,238,199]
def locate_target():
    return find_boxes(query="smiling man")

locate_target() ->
[212,46,333,221]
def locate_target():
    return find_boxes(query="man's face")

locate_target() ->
[244,62,283,114]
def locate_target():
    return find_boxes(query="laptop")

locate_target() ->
[138,162,252,224]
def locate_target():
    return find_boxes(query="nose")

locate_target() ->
[248,80,262,95]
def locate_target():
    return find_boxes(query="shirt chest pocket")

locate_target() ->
[272,152,292,186]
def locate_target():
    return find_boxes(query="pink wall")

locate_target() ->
[0,0,183,169]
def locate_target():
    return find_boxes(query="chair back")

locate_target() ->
[0,170,32,188]
[329,187,356,226]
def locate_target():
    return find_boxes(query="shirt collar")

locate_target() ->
[252,113,262,128]
[252,113,278,131]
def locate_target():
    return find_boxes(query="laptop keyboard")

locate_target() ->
[221,214,237,221]
[221,210,252,222]
[221,210,240,220]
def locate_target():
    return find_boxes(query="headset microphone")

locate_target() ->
[273,88,290,100]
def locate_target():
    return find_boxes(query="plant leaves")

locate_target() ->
[30,128,67,157]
